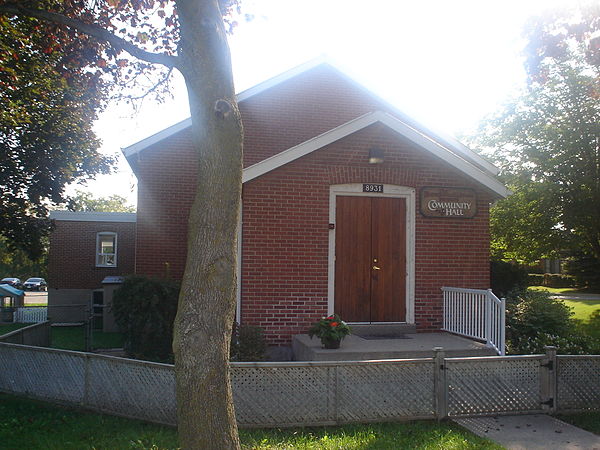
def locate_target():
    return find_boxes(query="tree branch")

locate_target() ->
[0,3,178,69]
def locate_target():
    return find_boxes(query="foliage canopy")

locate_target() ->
[474,34,600,265]
[0,5,113,258]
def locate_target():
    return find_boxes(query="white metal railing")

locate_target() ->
[13,307,48,323]
[442,287,505,355]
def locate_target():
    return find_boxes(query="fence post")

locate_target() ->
[500,297,506,355]
[541,346,557,413]
[83,353,90,408]
[484,290,492,348]
[434,347,447,420]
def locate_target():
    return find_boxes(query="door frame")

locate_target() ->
[327,183,415,324]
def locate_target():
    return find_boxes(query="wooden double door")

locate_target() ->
[334,196,407,322]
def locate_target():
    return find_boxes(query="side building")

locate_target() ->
[47,211,136,329]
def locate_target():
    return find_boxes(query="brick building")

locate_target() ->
[47,211,136,326]
[49,59,508,345]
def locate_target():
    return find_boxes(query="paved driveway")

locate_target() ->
[24,291,47,305]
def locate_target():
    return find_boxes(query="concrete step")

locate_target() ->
[350,323,416,336]
[292,332,497,361]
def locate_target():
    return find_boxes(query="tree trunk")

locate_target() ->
[172,0,243,448]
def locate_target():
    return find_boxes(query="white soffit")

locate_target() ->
[50,211,137,223]
[122,56,499,177]
[242,111,510,198]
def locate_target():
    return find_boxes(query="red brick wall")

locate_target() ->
[132,64,495,344]
[132,65,396,280]
[48,221,136,289]
[134,129,197,279]
[242,124,492,344]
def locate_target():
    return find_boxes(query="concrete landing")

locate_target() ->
[454,414,600,450]
[292,332,496,361]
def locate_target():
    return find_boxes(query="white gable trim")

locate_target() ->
[242,111,509,198]
[122,118,192,159]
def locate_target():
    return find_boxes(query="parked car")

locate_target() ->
[0,278,23,289]
[23,277,47,291]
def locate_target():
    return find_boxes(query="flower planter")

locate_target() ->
[322,338,341,349]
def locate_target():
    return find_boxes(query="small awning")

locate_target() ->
[0,284,24,297]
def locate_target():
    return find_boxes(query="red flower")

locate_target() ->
[331,322,339,327]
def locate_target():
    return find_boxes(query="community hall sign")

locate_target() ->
[420,187,477,218]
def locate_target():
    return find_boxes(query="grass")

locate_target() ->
[562,299,600,321]
[556,412,600,435]
[0,393,501,449]
[51,326,124,351]
[528,286,600,321]
[0,323,29,335]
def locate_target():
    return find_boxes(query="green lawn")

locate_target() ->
[556,412,600,435]
[528,286,597,295]
[528,287,600,321]
[51,326,124,351]
[0,393,500,449]
[0,323,29,335]
[562,298,600,321]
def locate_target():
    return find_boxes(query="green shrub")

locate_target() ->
[528,273,544,286]
[527,273,574,288]
[542,273,575,288]
[505,289,600,354]
[112,275,179,363]
[564,254,600,290]
[507,332,600,355]
[230,323,267,361]
[490,260,529,297]
[506,289,574,340]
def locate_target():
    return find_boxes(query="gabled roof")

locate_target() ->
[243,111,509,198]
[122,57,498,177]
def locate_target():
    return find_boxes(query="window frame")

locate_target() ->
[96,232,118,268]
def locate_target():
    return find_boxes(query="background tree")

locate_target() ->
[0,7,113,259]
[69,190,135,213]
[0,1,244,447]
[0,236,47,280]
[524,1,600,81]
[472,5,600,285]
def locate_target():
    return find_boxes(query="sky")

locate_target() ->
[80,0,576,206]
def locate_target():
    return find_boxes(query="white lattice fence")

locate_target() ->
[557,356,600,412]
[0,343,436,427]
[0,345,86,404]
[14,307,48,323]
[86,355,177,424]
[446,356,545,416]
[335,361,435,421]
[231,364,333,426]
[231,360,436,426]
[1,343,599,427]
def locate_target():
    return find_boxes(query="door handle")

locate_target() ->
[372,265,381,270]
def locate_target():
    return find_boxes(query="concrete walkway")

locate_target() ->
[454,414,600,450]
[550,293,600,301]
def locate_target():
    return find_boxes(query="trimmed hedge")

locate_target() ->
[528,273,576,288]
[112,275,179,363]
[490,260,529,297]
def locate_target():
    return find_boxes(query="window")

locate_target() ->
[96,232,117,267]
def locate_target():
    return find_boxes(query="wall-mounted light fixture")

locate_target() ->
[369,147,384,164]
